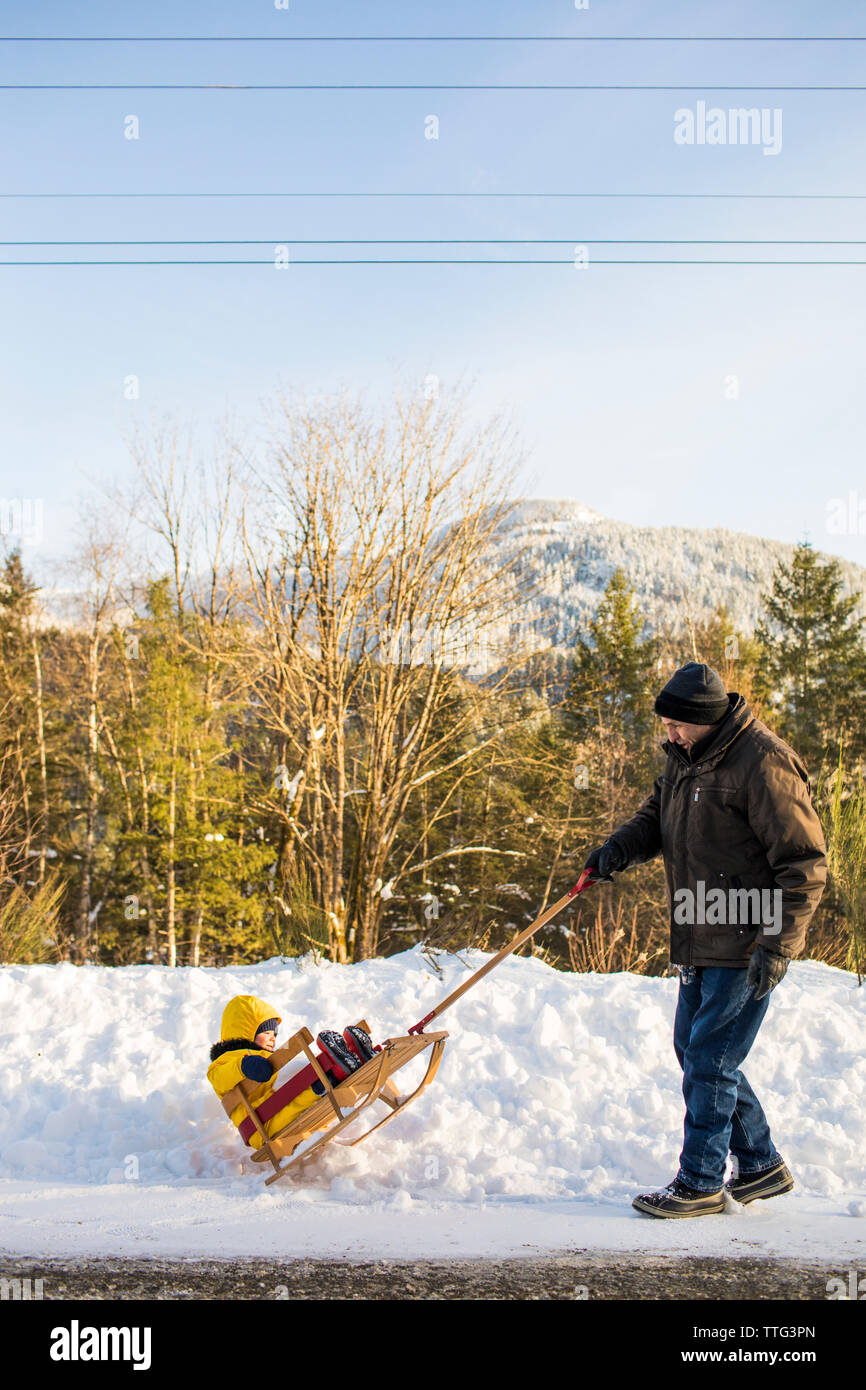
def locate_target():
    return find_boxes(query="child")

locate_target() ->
[207,993,375,1150]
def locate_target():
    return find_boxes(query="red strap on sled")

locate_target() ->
[237,1050,345,1146]
[237,1064,312,1146]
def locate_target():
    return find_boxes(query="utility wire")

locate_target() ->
[3,239,866,246]
[3,35,866,42]
[2,191,865,200]
[3,82,866,90]
[3,258,865,266]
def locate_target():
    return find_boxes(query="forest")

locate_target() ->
[2,391,864,976]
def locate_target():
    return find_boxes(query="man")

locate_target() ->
[584,661,827,1218]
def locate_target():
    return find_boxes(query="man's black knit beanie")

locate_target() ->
[654,661,730,725]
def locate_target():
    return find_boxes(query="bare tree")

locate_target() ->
[59,514,128,963]
[238,386,530,960]
[117,419,255,965]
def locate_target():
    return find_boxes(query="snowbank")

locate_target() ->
[0,948,864,1260]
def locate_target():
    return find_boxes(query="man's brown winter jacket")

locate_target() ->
[610,695,827,967]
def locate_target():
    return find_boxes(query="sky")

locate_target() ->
[1,0,866,580]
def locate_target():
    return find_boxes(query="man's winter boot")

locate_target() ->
[632,1178,726,1218]
[725,1160,794,1205]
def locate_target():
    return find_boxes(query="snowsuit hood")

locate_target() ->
[207,994,317,1148]
[219,994,281,1045]
[209,994,281,1062]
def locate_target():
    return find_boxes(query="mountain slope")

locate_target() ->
[482,498,866,658]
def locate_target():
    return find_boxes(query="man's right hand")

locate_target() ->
[583,839,628,882]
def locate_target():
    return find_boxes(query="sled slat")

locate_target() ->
[300,1038,343,1122]
[221,1027,314,1116]
[262,1046,395,1179]
[252,1045,394,1162]
[264,1028,314,1080]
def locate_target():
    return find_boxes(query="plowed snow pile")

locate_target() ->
[0,949,864,1260]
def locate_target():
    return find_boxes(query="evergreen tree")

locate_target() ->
[99,578,273,965]
[0,550,65,961]
[754,543,866,768]
[821,752,866,982]
[0,550,40,860]
[565,568,659,821]
[557,570,671,969]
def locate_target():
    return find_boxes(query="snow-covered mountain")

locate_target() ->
[477,498,866,662]
[31,498,866,670]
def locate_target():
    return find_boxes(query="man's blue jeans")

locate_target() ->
[673,966,783,1192]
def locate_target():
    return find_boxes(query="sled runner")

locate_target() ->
[221,869,598,1184]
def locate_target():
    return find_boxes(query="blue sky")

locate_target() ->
[2,0,866,577]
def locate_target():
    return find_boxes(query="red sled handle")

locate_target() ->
[408,869,599,1035]
[570,867,596,897]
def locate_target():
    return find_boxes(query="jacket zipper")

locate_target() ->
[681,771,695,967]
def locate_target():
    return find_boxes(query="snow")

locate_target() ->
[0,948,864,1262]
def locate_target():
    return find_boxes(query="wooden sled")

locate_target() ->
[221,1019,448,1186]
[220,872,599,1187]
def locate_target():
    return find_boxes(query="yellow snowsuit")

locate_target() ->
[207,994,318,1150]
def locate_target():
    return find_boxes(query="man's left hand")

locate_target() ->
[747,945,789,1000]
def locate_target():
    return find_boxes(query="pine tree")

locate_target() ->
[822,751,866,982]
[754,543,866,768]
[99,578,273,965]
[660,604,761,701]
[558,570,671,969]
[0,550,65,961]
[0,550,40,860]
[566,568,659,820]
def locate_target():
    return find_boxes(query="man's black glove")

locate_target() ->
[747,945,789,1000]
[582,838,628,882]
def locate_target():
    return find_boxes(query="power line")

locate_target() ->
[2,35,866,42]
[2,190,865,200]
[4,239,866,247]
[3,258,865,266]
[4,83,866,90]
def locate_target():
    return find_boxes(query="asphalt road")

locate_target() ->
[0,1253,846,1300]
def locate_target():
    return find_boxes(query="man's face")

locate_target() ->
[661,717,717,750]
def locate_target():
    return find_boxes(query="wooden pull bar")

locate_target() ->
[408,872,596,1034]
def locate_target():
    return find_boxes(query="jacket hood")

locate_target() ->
[218,994,281,1044]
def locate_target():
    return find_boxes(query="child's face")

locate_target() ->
[254,1029,277,1051]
